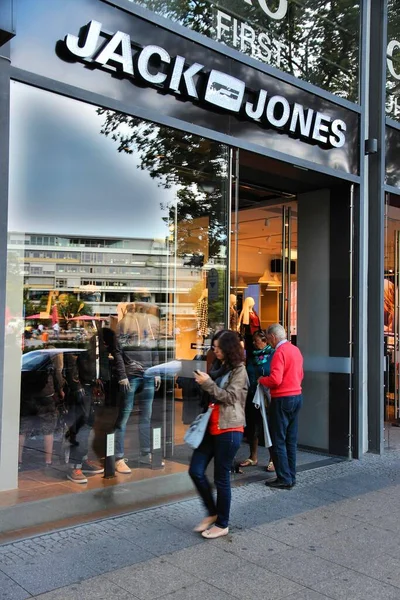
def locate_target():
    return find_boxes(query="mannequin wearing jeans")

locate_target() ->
[114,374,155,462]
[101,327,160,473]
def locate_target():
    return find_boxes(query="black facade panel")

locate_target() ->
[10,0,360,176]
[329,185,351,457]
[0,0,15,46]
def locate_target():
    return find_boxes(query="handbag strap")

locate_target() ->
[218,371,231,389]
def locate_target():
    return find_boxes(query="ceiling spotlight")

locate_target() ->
[258,248,262,254]
[266,236,271,242]
[264,219,270,227]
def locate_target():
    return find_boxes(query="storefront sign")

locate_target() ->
[65,20,347,149]
[215,0,288,69]
[120,0,358,101]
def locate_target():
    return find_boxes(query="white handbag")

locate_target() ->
[184,406,213,449]
[184,371,231,449]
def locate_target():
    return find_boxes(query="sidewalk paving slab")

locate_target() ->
[311,569,400,600]
[104,557,200,600]
[0,569,31,600]
[32,577,136,600]
[200,561,304,600]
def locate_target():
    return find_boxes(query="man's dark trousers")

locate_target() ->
[269,395,303,485]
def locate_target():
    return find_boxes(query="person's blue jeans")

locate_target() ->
[269,395,303,485]
[114,376,155,458]
[189,430,242,529]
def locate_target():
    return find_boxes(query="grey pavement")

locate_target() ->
[2,448,400,599]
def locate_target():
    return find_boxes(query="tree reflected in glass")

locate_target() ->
[134,0,360,101]
[97,109,229,260]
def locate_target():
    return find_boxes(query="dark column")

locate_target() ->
[367,0,387,454]
[329,185,351,457]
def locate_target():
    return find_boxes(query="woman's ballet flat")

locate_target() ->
[193,516,217,533]
[201,526,229,539]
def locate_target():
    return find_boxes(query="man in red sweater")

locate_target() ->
[259,324,303,489]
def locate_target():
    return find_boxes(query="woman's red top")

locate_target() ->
[208,403,244,436]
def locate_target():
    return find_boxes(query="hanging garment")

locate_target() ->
[249,311,261,335]
[196,297,208,337]
[229,306,238,331]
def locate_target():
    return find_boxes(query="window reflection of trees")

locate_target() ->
[96,110,229,260]
[134,0,360,101]
[387,0,400,121]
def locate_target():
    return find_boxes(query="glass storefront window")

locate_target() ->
[5,82,229,496]
[129,0,361,101]
[384,193,400,423]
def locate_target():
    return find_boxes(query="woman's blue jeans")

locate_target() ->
[189,430,242,529]
[114,375,155,458]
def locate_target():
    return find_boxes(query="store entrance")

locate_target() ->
[232,197,297,339]
[230,149,355,458]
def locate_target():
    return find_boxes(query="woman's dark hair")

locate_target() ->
[101,327,117,352]
[253,330,267,343]
[213,329,244,369]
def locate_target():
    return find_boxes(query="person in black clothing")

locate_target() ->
[102,327,160,473]
[64,337,104,484]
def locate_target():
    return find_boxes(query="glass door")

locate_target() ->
[229,152,297,338]
[384,193,400,424]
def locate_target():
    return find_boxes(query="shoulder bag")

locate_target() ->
[184,371,231,449]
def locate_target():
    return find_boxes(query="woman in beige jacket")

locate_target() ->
[190,330,248,539]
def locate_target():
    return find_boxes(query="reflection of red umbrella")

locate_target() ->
[69,315,108,321]
[26,314,50,320]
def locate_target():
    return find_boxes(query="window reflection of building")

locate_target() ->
[12,233,205,327]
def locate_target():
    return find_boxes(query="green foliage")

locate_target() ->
[97,111,229,258]
[57,294,93,322]
[135,0,360,100]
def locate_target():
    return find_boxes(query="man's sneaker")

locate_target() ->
[115,459,131,474]
[67,468,88,484]
[81,460,104,475]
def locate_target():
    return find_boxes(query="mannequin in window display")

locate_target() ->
[102,324,161,473]
[229,294,238,331]
[196,288,209,339]
[63,339,104,484]
[237,297,261,362]
[117,301,160,346]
